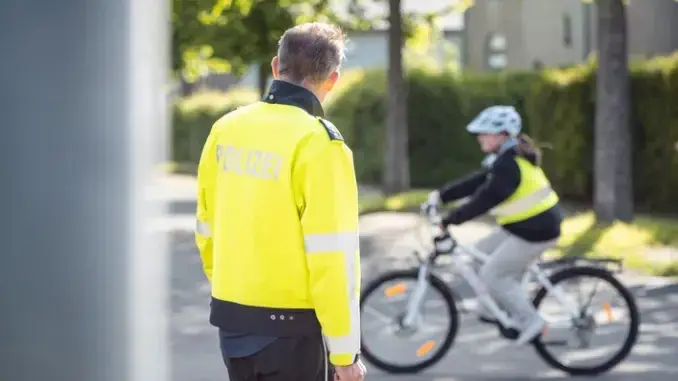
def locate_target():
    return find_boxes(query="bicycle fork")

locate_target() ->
[402,264,430,328]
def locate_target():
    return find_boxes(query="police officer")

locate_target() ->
[194,22,366,381]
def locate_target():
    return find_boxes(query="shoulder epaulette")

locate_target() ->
[317,118,344,142]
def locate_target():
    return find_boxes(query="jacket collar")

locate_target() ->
[481,138,519,168]
[262,80,325,117]
[497,136,519,155]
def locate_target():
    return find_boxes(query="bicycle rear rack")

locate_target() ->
[537,255,624,274]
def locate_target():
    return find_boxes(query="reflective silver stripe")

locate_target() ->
[305,232,361,357]
[304,231,360,300]
[489,186,554,217]
[304,232,359,254]
[195,220,211,237]
[325,312,360,353]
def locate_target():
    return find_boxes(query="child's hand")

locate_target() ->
[421,190,441,217]
[426,190,440,205]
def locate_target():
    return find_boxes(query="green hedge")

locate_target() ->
[172,88,259,166]
[171,70,364,167]
[326,68,545,187]
[324,53,678,212]
[629,55,678,211]
[525,64,596,201]
[170,53,678,212]
[525,55,678,210]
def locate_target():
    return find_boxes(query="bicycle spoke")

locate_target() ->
[362,320,394,336]
[363,305,396,325]
[582,279,601,312]
[541,339,569,347]
[574,278,584,309]
[360,269,459,373]
[534,268,639,376]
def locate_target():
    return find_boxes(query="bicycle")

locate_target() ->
[359,204,640,376]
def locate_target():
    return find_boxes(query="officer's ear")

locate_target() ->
[271,56,280,79]
[324,70,340,91]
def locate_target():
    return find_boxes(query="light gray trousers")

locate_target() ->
[474,228,558,327]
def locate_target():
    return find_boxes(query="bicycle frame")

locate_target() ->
[402,221,582,331]
[363,206,636,375]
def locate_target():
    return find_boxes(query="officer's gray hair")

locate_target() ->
[277,22,346,85]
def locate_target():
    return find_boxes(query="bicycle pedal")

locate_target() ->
[540,339,568,347]
[498,326,520,340]
[478,316,498,325]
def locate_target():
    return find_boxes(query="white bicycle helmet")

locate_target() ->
[466,105,522,137]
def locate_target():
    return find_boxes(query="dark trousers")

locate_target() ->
[222,334,333,381]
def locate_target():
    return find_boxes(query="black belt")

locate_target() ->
[210,298,322,336]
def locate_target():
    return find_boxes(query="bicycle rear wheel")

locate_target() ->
[532,266,640,376]
[359,269,459,373]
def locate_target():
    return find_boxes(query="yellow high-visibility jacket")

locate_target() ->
[489,156,559,225]
[195,80,361,366]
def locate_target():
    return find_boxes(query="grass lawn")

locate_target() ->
[555,212,678,276]
[358,190,678,277]
[161,161,196,175]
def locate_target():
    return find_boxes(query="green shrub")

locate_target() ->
[324,69,388,184]
[172,88,259,166]
[407,69,484,186]
[324,53,678,213]
[628,54,678,211]
[325,67,544,187]
[171,69,368,169]
[170,55,678,212]
[527,53,678,211]
[526,64,596,201]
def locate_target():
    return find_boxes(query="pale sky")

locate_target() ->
[330,0,465,31]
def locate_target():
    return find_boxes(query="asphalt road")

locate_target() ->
[161,175,678,381]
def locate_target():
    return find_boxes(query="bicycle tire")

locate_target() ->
[532,266,640,376]
[359,269,460,374]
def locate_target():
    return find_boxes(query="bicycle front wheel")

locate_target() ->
[359,269,459,374]
[532,266,640,376]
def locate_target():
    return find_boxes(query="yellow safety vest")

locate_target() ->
[194,89,360,366]
[489,156,559,225]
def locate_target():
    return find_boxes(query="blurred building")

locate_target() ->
[465,0,678,71]
[236,0,466,89]
[188,0,678,93]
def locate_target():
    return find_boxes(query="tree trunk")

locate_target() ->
[383,0,410,194]
[593,0,633,223]
[258,64,269,97]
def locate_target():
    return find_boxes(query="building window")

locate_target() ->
[486,32,507,70]
[489,34,507,51]
[488,54,508,69]
[562,14,572,47]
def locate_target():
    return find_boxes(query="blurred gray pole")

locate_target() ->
[0,1,170,381]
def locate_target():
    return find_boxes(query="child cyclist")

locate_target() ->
[422,105,564,345]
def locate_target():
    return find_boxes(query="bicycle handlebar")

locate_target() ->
[421,203,443,227]
[421,203,457,245]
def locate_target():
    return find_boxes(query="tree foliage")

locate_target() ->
[171,0,465,89]
[404,18,461,73]
[172,0,207,74]
[172,0,378,88]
